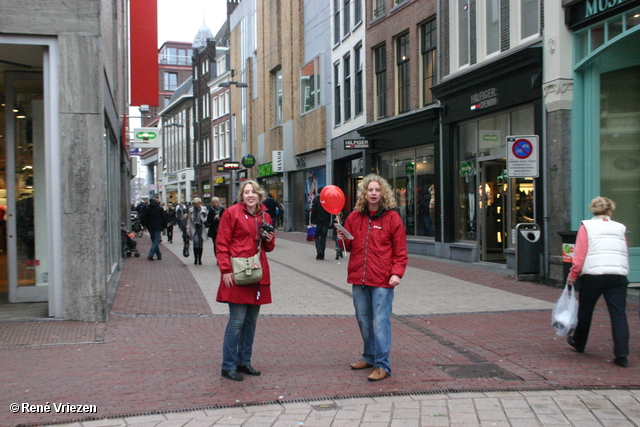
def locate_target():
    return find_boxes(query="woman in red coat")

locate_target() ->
[216,180,275,381]
[336,174,408,382]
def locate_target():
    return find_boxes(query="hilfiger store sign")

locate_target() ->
[565,0,637,29]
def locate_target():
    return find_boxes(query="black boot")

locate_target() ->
[198,248,203,265]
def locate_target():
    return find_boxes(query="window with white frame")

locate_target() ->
[274,69,283,126]
[344,53,352,121]
[334,61,341,125]
[354,0,362,25]
[373,0,385,19]
[202,94,209,118]
[164,72,178,90]
[421,20,437,106]
[344,0,350,37]
[520,0,539,40]
[486,0,500,55]
[213,125,220,160]
[213,95,219,118]
[217,56,226,75]
[458,0,470,66]
[225,119,230,158]
[355,44,363,116]
[396,32,410,114]
[301,56,321,113]
[334,0,341,45]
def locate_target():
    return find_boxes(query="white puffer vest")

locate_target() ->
[581,216,629,276]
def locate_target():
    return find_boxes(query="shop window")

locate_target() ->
[456,122,478,241]
[600,66,640,247]
[376,146,436,237]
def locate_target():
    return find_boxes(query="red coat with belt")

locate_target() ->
[216,203,275,305]
[342,208,408,288]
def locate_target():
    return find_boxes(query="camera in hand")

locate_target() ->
[260,221,275,239]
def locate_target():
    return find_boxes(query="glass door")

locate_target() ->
[480,160,507,262]
[5,71,48,303]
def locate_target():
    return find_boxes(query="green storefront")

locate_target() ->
[566,0,640,281]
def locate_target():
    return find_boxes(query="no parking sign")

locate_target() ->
[507,135,539,178]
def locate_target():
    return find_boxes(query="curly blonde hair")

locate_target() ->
[237,180,266,204]
[354,174,397,212]
[589,196,616,215]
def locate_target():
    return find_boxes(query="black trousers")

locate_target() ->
[573,274,629,358]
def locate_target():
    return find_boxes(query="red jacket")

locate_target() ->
[342,209,408,288]
[216,203,275,305]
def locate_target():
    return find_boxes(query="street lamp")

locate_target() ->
[218,80,248,202]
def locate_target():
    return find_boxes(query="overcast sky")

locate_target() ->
[157,0,227,46]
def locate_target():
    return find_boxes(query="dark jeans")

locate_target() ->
[573,274,629,358]
[314,222,330,254]
[166,225,173,242]
[222,303,261,370]
[148,230,162,259]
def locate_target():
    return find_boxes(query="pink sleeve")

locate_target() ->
[568,225,588,280]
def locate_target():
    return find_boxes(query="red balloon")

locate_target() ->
[320,185,345,215]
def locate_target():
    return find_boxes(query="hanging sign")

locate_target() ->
[242,154,256,168]
[507,135,539,178]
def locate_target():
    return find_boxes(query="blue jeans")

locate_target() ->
[222,303,261,370]
[148,230,162,259]
[352,285,394,374]
[573,274,629,358]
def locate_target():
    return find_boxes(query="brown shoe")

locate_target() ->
[350,359,373,370]
[368,367,388,381]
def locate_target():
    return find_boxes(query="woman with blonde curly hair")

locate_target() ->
[336,174,408,381]
[566,196,630,367]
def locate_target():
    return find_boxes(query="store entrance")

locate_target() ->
[479,160,507,262]
[3,71,48,303]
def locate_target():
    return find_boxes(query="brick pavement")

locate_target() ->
[1,231,639,426]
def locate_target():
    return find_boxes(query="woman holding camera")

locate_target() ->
[186,197,208,265]
[215,180,275,381]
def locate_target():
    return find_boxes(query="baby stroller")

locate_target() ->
[121,224,141,258]
[131,211,143,237]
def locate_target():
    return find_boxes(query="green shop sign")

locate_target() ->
[258,162,276,178]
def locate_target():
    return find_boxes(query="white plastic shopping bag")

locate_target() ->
[551,284,578,336]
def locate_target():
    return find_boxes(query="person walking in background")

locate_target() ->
[336,174,408,381]
[566,196,630,367]
[140,197,168,261]
[262,193,278,227]
[186,197,208,265]
[311,187,332,260]
[332,212,344,260]
[216,180,275,381]
[166,202,176,243]
[206,197,225,258]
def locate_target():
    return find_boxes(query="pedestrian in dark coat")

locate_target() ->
[206,197,225,256]
[311,187,332,259]
[140,198,168,260]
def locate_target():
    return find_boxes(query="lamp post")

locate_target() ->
[218,80,248,202]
